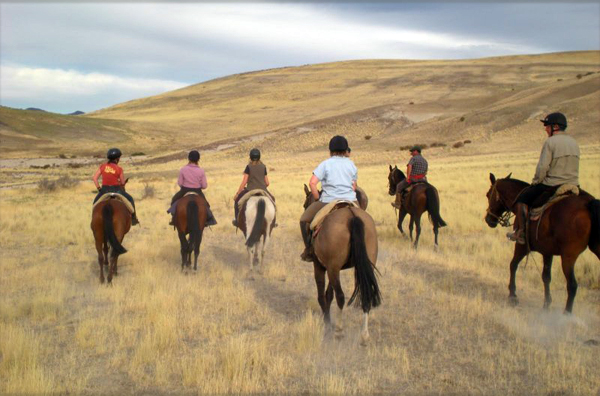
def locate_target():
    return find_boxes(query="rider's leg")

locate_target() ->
[299,202,326,262]
[393,180,409,208]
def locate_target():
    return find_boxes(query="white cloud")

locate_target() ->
[0,64,186,111]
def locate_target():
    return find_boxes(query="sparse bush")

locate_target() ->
[463,140,472,144]
[37,178,56,192]
[409,101,414,105]
[58,154,67,159]
[364,135,372,140]
[453,141,464,149]
[576,74,582,79]
[67,163,84,169]
[459,117,465,122]
[557,78,563,82]
[430,142,447,148]
[56,175,79,189]
[132,152,146,156]
[141,182,155,200]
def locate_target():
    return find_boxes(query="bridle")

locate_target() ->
[485,181,514,227]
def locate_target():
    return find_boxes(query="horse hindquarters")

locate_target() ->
[186,199,203,270]
[587,199,600,260]
[425,185,446,228]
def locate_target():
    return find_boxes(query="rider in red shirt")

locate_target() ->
[93,148,139,225]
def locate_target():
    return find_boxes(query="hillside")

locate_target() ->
[1,51,599,158]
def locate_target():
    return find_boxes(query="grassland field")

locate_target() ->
[1,141,599,394]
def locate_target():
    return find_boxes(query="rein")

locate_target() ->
[486,181,516,227]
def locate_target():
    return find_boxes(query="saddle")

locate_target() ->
[530,184,579,221]
[310,200,358,231]
[238,189,275,209]
[93,193,134,214]
[400,181,427,206]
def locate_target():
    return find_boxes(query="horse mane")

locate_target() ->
[502,177,530,189]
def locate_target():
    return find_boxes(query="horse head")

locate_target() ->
[387,165,405,196]
[485,173,522,228]
[303,184,321,210]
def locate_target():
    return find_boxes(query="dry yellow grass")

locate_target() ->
[1,142,599,394]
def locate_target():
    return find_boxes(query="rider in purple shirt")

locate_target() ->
[167,150,216,226]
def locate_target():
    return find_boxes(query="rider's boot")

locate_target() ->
[300,222,314,262]
[391,192,403,209]
[506,203,527,245]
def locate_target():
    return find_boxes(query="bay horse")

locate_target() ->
[237,195,276,274]
[174,193,208,271]
[485,173,600,313]
[387,165,446,249]
[303,187,381,344]
[91,198,131,284]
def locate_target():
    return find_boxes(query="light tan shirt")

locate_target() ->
[532,133,579,186]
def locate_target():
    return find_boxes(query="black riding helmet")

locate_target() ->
[107,148,122,160]
[540,112,567,130]
[249,148,261,161]
[329,135,349,152]
[188,150,200,162]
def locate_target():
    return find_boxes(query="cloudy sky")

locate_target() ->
[1,2,599,114]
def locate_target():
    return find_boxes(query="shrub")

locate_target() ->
[37,178,56,192]
[459,116,465,122]
[67,163,84,169]
[55,175,79,189]
[58,154,67,159]
[453,141,464,149]
[364,135,372,140]
[409,101,414,105]
[463,140,472,144]
[430,142,447,148]
[141,182,155,200]
[131,152,146,156]
[576,74,582,79]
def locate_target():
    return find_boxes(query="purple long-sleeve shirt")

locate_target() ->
[178,163,207,189]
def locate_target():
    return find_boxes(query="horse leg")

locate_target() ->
[413,214,423,249]
[397,209,408,235]
[107,251,117,284]
[433,224,439,250]
[96,238,105,284]
[193,230,203,271]
[178,232,188,270]
[542,254,553,309]
[313,263,329,323]
[327,269,345,337]
[508,244,528,306]
[561,254,578,314]
[409,217,414,242]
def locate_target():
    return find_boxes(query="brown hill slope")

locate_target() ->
[1,51,598,157]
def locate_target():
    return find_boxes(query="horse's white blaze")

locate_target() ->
[244,196,276,272]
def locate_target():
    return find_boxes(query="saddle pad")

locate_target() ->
[93,193,134,214]
[238,189,275,209]
[310,200,358,231]
[183,192,199,197]
[530,184,579,220]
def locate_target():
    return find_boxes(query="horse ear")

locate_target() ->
[506,172,512,179]
[304,184,310,195]
[389,165,392,171]
[489,173,496,184]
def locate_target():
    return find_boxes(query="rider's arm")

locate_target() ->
[309,174,320,200]
[406,164,413,182]
[352,180,357,191]
[532,140,552,185]
[119,170,126,186]
[235,174,249,198]
[92,167,102,190]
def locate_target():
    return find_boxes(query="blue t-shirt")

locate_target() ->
[313,156,357,203]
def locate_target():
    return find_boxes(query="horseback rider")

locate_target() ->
[392,145,428,208]
[232,148,274,227]
[507,112,580,244]
[167,150,216,226]
[93,148,139,225]
[300,135,358,262]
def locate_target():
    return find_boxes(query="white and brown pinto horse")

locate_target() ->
[237,193,276,274]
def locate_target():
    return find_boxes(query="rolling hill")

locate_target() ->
[1,51,598,158]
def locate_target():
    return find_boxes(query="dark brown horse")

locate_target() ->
[174,193,208,271]
[485,173,600,313]
[91,197,131,283]
[302,188,381,344]
[387,165,446,248]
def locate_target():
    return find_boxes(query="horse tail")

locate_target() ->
[347,214,382,313]
[246,198,266,247]
[102,204,127,255]
[587,199,600,258]
[425,185,447,228]
[187,199,200,251]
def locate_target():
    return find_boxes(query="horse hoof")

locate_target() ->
[508,296,519,307]
[360,332,370,346]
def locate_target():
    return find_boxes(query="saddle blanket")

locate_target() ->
[93,193,134,214]
[310,199,358,231]
[238,189,275,210]
[530,184,579,220]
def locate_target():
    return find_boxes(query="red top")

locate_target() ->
[99,163,123,186]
